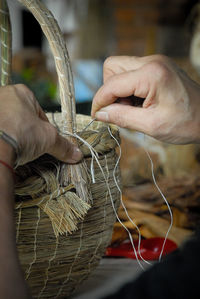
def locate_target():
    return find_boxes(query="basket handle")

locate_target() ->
[0,0,12,86]
[2,0,77,134]
[19,0,77,134]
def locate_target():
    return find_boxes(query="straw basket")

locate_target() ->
[0,0,121,298]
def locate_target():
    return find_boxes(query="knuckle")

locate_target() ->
[15,83,29,92]
[104,56,113,66]
[104,56,116,69]
[146,60,170,82]
[14,83,34,100]
[154,54,169,63]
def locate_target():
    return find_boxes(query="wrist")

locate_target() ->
[0,138,16,167]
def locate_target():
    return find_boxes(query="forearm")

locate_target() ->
[0,140,30,299]
[0,138,16,255]
[0,84,81,299]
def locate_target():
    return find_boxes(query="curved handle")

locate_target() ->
[0,0,12,86]
[18,0,77,134]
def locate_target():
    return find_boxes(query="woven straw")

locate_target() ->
[1,0,121,298]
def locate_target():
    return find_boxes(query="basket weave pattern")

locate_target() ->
[15,116,120,299]
[0,1,121,298]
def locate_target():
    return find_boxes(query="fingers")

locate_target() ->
[0,84,83,164]
[14,84,49,122]
[103,56,144,82]
[103,54,170,82]
[91,69,151,118]
[21,85,49,122]
[92,57,172,118]
[47,125,83,163]
[14,85,83,164]
[95,103,150,133]
[35,100,49,122]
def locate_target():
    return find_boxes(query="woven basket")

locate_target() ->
[0,0,121,298]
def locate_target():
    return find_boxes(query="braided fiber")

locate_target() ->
[0,0,121,297]
[15,114,121,298]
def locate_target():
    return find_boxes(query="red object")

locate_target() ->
[0,159,15,177]
[106,237,177,260]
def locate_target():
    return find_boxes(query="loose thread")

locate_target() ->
[61,118,172,268]
[81,118,96,133]
[142,134,173,262]
[107,127,151,267]
[62,126,147,270]
[63,128,98,184]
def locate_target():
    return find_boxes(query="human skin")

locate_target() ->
[91,55,200,144]
[0,84,82,298]
[0,84,82,165]
[0,140,31,298]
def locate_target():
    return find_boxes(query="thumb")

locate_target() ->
[47,126,83,163]
[95,103,150,133]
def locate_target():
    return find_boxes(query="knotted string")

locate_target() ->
[60,119,173,270]
[61,125,151,270]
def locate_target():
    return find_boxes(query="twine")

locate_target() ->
[0,0,12,86]
[0,0,122,297]
[14,114,121,298]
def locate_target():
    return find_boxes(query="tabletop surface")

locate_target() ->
[72,258,153,299]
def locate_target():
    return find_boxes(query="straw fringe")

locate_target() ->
[16,1,94,237]
[39,192,91,237]
[15,162,91,235]
[0,0,122,296]
[15,129,121,297]
[15,184,91,237]
[15,115,120,237]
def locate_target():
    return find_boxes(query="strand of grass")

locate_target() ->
[0,0,12,86]
[18,0,76,134]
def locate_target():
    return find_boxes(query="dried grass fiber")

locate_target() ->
[1,0,121,297]
[15,114,121,298]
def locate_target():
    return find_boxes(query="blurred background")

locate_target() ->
[7,0,200,111]
[5,0,200,250]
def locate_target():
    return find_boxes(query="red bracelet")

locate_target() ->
[0,159,15,177]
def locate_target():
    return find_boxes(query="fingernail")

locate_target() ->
[95,111,109,121]
[71,147,83,162]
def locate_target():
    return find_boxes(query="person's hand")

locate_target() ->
[92,55,200,144]
[0,84,82,165]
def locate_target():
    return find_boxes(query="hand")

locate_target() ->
[0,84,82,165]
[92,55,200,144]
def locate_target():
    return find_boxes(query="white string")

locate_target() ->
[142,134,173,262]
[62,128,146,270]
[55,56,62,61]
[62,129,98,184]
[0,25,9,33]
[1,40,8,48]
[0,8,9,15]
[62,121,172,267]
[107,127,151,266]
[2,69,9,76]
[1,56,9,64]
